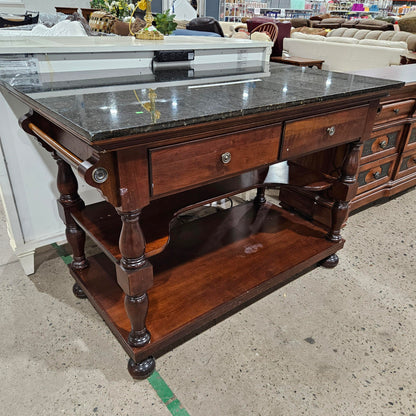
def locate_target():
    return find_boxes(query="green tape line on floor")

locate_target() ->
[52,243,190,415]
[51,243,73,265]
[148,371,190,416]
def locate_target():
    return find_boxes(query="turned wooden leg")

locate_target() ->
[327,142,361,242]
[328,201,349,242]
[128,357,155,380]
[117,209,153,348]
[54,155,88,272]
[254,187,266,206]
[125,293,151,346]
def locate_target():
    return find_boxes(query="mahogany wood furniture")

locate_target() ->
[0,65,401,380]
[346,65,416,210]
[271,56,324,69]
[281,65,416,220]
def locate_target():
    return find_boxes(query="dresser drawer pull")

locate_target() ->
[327,126,336,136]
[413,157,416,163]
[221,152,232,164]
[393,108,400,114]
[373,171,381,180]
[379,140,387,149]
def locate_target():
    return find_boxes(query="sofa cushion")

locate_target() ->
[378,31,396,40]
[353,29,371,39]
[326,27,347,37]
[326,36,359,44]
[358,39,408,49]
[290,18,309,28]
[291,32,326,41]
[291,26,327,36]
[342,28,359,37]
[341,20,359,28]
[355,19,394,31]
[320,18,345,24]
[391,32,416,51]
[365,30,384,39]
[397,16,416,33]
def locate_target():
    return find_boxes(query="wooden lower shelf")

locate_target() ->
[70,201,344,363]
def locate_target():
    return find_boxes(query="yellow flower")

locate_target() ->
[138,0,147,10]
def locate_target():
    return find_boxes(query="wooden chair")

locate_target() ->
[250,22,279,43]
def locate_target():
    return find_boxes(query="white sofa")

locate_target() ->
[283,28,416,72]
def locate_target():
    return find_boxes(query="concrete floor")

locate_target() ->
[0,189,415,416]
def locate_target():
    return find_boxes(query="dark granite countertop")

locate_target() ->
[0,63,403,142]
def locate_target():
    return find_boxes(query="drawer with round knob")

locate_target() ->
[281,105,368,159]
[361,125,403,163]
[356,155,396,195]
[395,149,416,180]
[374,99,415,125]
[150,123,282,196]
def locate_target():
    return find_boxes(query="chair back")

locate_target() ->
[250,22,279,43]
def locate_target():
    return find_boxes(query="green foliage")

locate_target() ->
[90,0,107,9]
[154,9,177,35]
[90,0,135,18]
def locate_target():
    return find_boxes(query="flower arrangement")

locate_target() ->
[90,0,135,19]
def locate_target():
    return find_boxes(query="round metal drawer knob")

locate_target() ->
[393,108,400,114]
[327,126,336,136]
[379,140,387,149]
[221,152,232,164]
[373,171,381,180]
[92,167,109,184]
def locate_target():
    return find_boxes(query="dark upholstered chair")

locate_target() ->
[186,17,224,37]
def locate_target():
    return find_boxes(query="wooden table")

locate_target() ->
[271,56,325,69]
[0,65,401,380]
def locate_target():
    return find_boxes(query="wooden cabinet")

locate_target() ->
[351,83,416,210]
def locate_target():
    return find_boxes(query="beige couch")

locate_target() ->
[283,28,416,72]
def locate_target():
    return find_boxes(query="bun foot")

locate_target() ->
[72,283,87,299]
[320,253,339,269]
[128,357,155,380]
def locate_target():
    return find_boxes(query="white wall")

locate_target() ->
[24,0,90,13]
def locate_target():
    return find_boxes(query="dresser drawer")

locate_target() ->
[395,149,416,180]
[404,122,416,151]
[281,105,367,159]
[361,125,403,164]
[375,100,415,125]
[150,124,282,196]
[356,155,396,195]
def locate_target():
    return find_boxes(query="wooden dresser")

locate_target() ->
[351,65,416,210]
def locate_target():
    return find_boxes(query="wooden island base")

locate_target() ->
[2,60,402,380]
[69,199,344,379]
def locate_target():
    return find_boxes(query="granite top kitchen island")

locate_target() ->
[0,64,403,379]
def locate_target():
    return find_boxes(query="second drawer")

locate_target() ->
[281,105,368,159]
